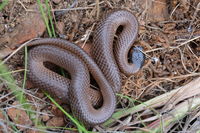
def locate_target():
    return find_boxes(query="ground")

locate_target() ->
[0,0,200,132]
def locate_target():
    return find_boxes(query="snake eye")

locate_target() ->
[128,46,146,69]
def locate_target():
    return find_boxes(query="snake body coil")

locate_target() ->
[27,10,143,125]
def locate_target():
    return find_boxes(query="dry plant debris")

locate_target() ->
[0,0,199,132]
[7,101,32,131]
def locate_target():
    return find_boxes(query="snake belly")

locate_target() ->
[27,9,142,125]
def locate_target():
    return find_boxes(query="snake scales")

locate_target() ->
[27,9,144,125]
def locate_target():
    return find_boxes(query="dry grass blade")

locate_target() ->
[161,77,200,112]
[1,38,40,64]
[103,77,200,129]
[149,97,200,132]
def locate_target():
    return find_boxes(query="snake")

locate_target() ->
[27,9,145,126]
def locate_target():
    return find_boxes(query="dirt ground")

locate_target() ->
[0,0,200,132]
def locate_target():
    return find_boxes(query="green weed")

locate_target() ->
[0,0,8,11]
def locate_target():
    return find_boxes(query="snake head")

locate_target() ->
[128,46,146,71]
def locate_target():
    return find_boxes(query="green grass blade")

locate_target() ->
[0,61,44,129]
[38,126,77,131]
[21,46,28,103]
[0,61,26,105]
[0,0,8,11]
[37,0,52,37]
[22,46,43,127]
[45,93,90,133]
[45,0,56,37]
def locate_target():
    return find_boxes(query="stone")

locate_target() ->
[7,102,32,131]
[1,3,46,49]
[46,117,65,127]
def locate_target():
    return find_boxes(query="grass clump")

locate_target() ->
[0,0,8,11]
[0,60,43,130]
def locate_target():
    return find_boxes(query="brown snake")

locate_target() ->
[27,9,143,125]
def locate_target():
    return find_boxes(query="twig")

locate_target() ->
[1,38,40,65]
[95,0,100,20]
[52,7,93,12]
[54,0,78,16]
[102,77,200,127]
[175,35,200,48]
[0,120,8,132]
[81,23,96,49]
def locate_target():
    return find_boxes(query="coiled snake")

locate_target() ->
[27,9,145,125]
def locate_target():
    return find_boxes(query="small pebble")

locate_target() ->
[152,57,159,64]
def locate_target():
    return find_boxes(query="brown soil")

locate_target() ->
[0,0,199,132]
